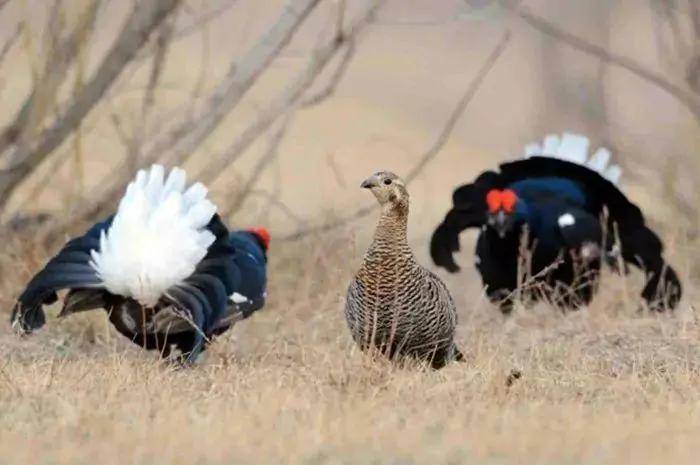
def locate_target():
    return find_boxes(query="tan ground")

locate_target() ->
[2,0,700,464]
[1,223,699,465]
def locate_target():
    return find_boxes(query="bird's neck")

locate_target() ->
[371,203,410,251]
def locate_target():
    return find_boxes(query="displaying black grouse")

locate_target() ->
[430,133,682,314]
[11,165,269,363]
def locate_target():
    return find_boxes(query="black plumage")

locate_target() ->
[11,215,269,363]
[431,140,682,314]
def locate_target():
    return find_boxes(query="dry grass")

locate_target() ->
[1,2,700,463]
[2,223,700,465]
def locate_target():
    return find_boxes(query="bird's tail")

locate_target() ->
[89,165,217,306]
[524,132,622,185]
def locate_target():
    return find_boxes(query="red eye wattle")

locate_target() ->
[485,189,518,213]
[486,189,502,213]
[501,189,518,213]
[248,227,271,249]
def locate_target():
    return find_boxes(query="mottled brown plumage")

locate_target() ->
[345,171,462,369]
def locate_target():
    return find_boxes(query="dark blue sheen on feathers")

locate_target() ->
[11,214,269,362]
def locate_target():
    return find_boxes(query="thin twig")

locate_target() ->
[185,6,211,123]
[73,0,323,225]
[143,16,176,118]
[196,0,382,185]
[146,0,323,170]
[302,39,356,107]
[0,0,102,160]
[133,0,239,63]
[282,31,511,241]
[0,0,182,210]
[246,188,307,227]
[108,110,132,150]
[405,31,510,183]
[129,12,178,169]
[223,116,293,218]
[38,0,327,240]
[516,5,700,122]
[0,24,22,68]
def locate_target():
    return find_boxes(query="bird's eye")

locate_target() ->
[383,179,393,186]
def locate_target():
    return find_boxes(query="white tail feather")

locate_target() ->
[604,165,622,185]
[556,133,589,164]
[524,143,541,158]
[542,134,560,156]
[587,147,611,173]
[90,165,217,306]
[523,132,622,185]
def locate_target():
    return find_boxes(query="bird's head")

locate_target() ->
[485,188,521,238]
[248,226,271,250]
[361,171,409,211]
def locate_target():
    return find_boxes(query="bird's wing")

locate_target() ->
[10,217,113,333]
[618,224,682,310]
[208,231,269,336]
[430,172,500,272]
[166,215,238,334]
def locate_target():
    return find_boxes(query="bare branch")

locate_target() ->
[107,104,132,151]
[244,189,307,227]
[146,0,323,169]
[690,0,700,38]
[185,9,211,123]
[300,0,352,108]
[302,39,356,108]
[139,0,239,59]
[0,0,182,209]
[143,16,176,117]
[0,23,22,68]
[282,31,511,241]
[196,0,382,185]
[47,0,325,231]
[0,0,101,160]
[128,12,179,169]
[515,5,700,122]
[405,31,510,184]
[222,116,293,218]
[335,0,347,36]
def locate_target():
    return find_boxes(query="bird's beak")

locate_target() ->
[361,176,377,189]
[493,210,510,239]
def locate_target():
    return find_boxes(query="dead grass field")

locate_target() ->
[1,221,700,465]
[2,0,700,463]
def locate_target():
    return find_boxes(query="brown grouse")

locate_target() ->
[345,171,463,369]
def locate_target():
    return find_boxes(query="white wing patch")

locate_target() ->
[230,292,249,304]
[89,165,217,306]
[558,213,576,228]
[523,132,622,185]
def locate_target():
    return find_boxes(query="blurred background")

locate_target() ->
[0,0,698,283]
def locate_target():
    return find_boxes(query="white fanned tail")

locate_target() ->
[523,132,622,185]
[89,165,217,306]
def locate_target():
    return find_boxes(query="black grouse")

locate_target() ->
[11,165,270,363]
[430,133,682,314]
